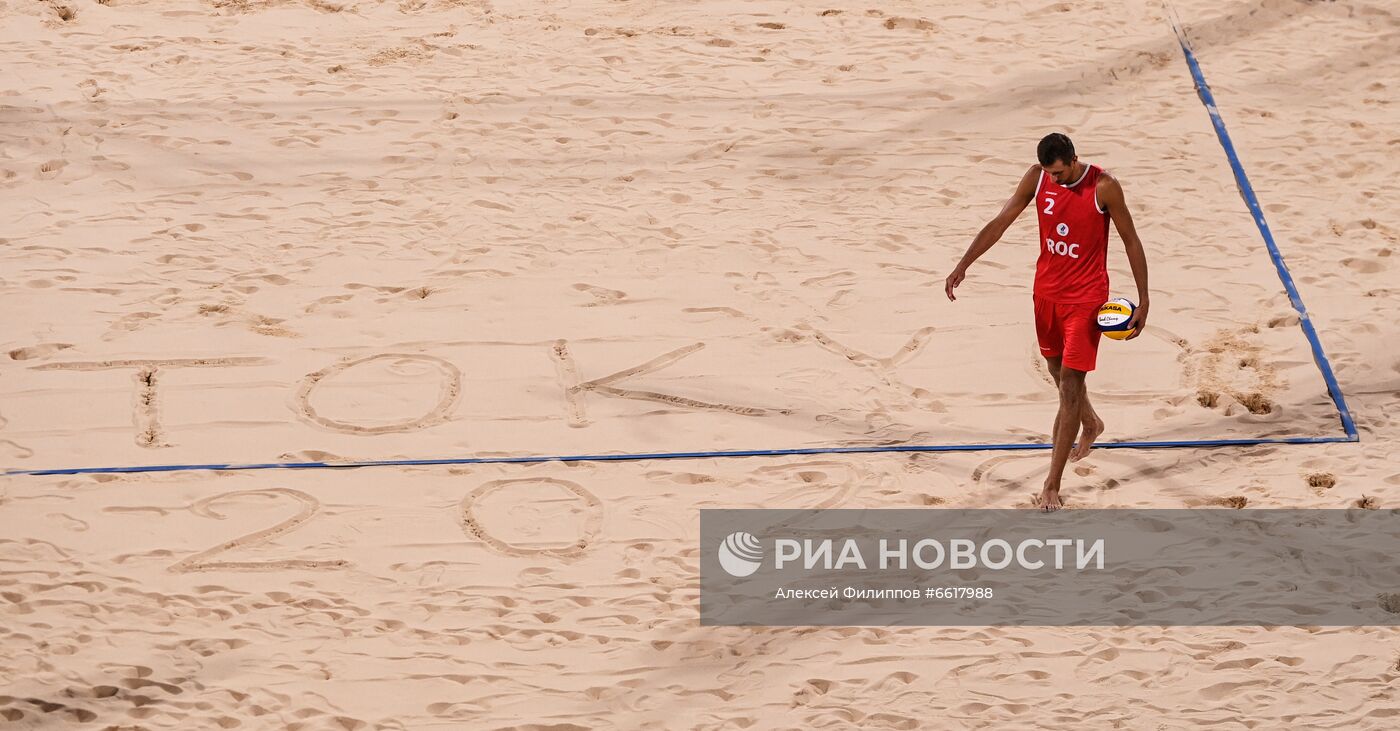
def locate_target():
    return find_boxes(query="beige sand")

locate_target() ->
[2,0,1397,727]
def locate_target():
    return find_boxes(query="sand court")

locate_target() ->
[3,0,1398,727]
[1,0,1357,476]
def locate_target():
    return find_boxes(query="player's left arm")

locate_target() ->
[1097,173,1150,339]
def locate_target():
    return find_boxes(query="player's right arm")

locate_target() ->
[945,164,1040,301]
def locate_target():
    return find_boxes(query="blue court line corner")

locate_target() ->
[1168,6,1357,441]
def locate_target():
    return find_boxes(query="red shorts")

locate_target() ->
[1034,296,1102,372]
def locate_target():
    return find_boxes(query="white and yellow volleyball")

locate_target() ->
[1097,297,1137,340]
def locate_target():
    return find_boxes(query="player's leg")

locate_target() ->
[1073,394,1104,462]
[1048,352,1102,464]
[1040,365,1086,511]
[1044,355,1064,442]
[1062,302,1105,462]
[1034,297,1071,510]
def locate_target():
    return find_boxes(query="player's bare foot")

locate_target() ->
[1070,415,1104,462]
[1036,484,1063,512]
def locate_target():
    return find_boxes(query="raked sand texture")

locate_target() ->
[2,0,1398,729]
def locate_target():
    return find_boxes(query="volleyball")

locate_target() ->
[1097,297,1137,340]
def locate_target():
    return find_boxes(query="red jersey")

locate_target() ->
[1033,163,1110,304]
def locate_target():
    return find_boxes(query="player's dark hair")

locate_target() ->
[1037,133,1075,167]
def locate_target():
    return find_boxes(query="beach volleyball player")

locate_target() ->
[945,133,1150,511]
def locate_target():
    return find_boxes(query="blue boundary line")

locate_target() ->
[0,16,1358,479]
[1170,14,1357,440]
[2,436,1357,476]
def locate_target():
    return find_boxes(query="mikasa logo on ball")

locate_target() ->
[718,532,764,577]
[1097,298,1137,340]
[1056,222,1069,237]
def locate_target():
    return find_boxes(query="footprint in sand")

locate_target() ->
[156,253,214,266]
[681,306,751,321]
[36,159,68,179]
[970,451,1177,508]
[276,450,352,464]
[1187,326,1282,417]
[305,294,355,313]
[470,198,513,212]
[8,342,74,361]
[735,460,895,509]
[800,270,858,288]
[1341,256,1384,274]
[104,312,161,338]
[883,16,936,31]
[573,282,628,306]
[1187,496,1249,509]
[1306,472,1337,493]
